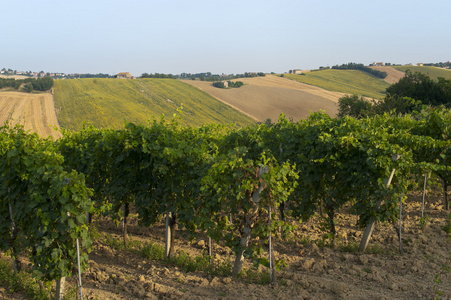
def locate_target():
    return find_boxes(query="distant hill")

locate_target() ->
[53,78,255,131]
[284,69,390,99]
[392,65,451,81]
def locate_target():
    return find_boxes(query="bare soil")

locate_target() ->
[0,91,62,139]
[4,192,449,300]
[183,75,343,123]
[369,67,406,85]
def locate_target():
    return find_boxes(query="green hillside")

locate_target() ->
[54,78,255,131]
[392,65,451,81]
[284,69,390,99]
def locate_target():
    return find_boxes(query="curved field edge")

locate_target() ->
[392,65,451,81]
[53,78,256,131]
[284,70,390,99]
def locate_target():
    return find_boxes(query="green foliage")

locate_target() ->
[418,214,430,229]
[0,124,92,281]
[337,94,372,118]
[0,77,53,92]
[212,81,225,88]
[386,70,451,107]
[0,258,51,300]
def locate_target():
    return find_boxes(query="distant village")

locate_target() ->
[1,61,450,80]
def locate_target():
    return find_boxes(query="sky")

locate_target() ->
[1,0,450,76]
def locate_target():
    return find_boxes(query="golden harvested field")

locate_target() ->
[183,75,342,122]
[0,92,62,139]
[369,66,406,84]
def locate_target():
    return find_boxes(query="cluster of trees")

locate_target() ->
[0,77,54,92]
[332,62,387,79]
[140,73,175,79]
[212,81,244,89]
[338,70,451,118]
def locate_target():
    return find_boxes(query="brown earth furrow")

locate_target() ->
[0,92,61,139]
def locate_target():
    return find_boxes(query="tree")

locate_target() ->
[212,81,225,88]
[337,95,372,118]
[386,70,451,106]
[23,83,33,93]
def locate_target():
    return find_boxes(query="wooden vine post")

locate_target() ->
[359,154,400,252]
[421,173,428,218]
[398,192,403,254]
[165,211,172,258]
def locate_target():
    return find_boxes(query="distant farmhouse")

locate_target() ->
[116,72,134,79]
[370,62,385,66]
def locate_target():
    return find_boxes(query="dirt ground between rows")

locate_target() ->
[183,75,342,123]
[0,91,62,139]
[4,192,448,300]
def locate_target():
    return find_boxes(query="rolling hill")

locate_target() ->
[284,69,390,99]
[53,78,256,131]
[183,75,342,123]
[392,65,451,81]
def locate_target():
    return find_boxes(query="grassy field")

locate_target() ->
[54,78,255,131]
[284,69,390,99]
[392,65,451,81]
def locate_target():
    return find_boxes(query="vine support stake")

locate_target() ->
[360,154,400,253]
[208,237,212,264]
[165,211,172,259]
[399,192,403,254]
[76,239,83,300]
[8,202,20,273]
[421,173,428,218]
[269,205,276,284]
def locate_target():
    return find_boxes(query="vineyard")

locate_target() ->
[1,109,450,299]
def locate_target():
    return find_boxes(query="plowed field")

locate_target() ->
[183,75,342,123]
[0,92,62,139]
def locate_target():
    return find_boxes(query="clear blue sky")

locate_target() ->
[2,0,450,76]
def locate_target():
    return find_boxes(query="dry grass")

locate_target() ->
[369,66,406,84]
[0,91,62,139]
[183,75,340,122]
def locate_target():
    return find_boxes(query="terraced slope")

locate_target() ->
[0,92,62,139]
[183,75,341,123]
[54,78,255,131]
[284,69,390,99]
[392,65,451,81]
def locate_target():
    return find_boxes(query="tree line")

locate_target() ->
[332,62,388,79]
[0,77,54,92]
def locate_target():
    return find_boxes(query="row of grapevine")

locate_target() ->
[1,108,451,291]
[0,124,92,298]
